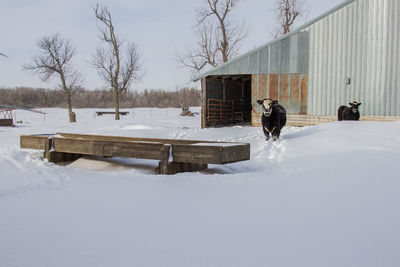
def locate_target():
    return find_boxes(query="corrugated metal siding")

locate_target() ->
[201,31,310,76]
[307,0,400,116]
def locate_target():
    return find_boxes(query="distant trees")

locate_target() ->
[92,4,144,120]
[0,87,201,109]
[273,0,307,37]
[24,34,82,122]
[177,0,247,77]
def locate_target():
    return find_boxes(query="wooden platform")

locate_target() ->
[96,111,129,116]
[0,109,13,126]
[20,133,250,174]
[0,119,13,126]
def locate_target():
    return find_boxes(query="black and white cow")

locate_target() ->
[338,101,362,121]
[257,98,287,141]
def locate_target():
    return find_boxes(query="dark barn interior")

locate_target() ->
[202,75,252,128]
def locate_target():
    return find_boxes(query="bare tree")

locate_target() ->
[92,4,143,120]
[24,34,82,122]
[0,52,7,57]
[273,0,307,37]
[177,0,247,77]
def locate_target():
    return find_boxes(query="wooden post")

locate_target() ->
[69,112,76,123]
[201,78,207,128]
[241,79,245,123]
[222,78,226,101]
[159,144,171,174]
[44,137,53,160]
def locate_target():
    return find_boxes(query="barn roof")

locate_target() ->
[193,0,357,81]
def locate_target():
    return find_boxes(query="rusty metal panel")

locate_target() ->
[259,75,268,99]
[300,75,308,115]
[269,74,279,100]
[279,74,289,108]
[289,74,301,114]
[251,75,261,113]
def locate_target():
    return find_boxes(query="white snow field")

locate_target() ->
[1,107,400,267]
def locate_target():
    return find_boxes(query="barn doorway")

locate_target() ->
[202,75,251,127]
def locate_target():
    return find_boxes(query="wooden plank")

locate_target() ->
[20,135,51,150]
[172,143,250,164]
[52,137,164,160]
[57,132,227,145]
[172,144,223,164]
[96,111,129,116]
[0,119,13,126]
[222,143,251,163]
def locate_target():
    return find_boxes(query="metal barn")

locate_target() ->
[194,0,400,127]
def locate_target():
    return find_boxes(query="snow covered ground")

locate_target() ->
[1,107,400,267]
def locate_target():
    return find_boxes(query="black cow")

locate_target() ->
[257,98,287,141]
[338,101,362,121]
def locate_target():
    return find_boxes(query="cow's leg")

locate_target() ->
[272,128,280,141]
[263,126,270,141]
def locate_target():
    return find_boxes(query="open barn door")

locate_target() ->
[202,75,251,128]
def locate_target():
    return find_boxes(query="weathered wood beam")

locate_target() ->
[52,137,165,160]
[57,132,229,145]
[159,144,171,174]
[20,135,53,150]
[96,111,129,116]
[172,143,250,165]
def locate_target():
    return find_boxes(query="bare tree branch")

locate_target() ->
[24,33,82,122]
[177,0,247,78]
[272,0,307,37]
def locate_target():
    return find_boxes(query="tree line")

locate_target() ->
[0,87,200,109]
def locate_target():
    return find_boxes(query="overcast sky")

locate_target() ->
[0,0,344,91]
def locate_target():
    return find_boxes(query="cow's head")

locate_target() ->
[349,101,361,113]
[257,98,278,117]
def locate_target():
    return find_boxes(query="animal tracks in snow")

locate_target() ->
[267,140,287,163]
